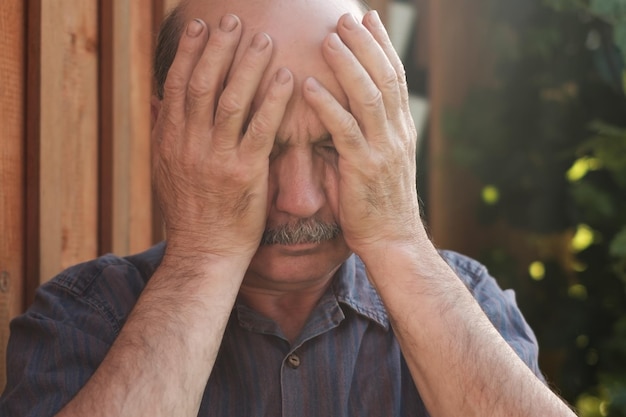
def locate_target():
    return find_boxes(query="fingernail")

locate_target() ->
[342,13,359,29]
[187,19,203,37]
[305,77,321,92]
[251,33,270,50]
[327,33,342,50]
[368,10,382,27]
[220,14,238,32]
[275,68,292,85]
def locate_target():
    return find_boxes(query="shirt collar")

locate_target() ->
[234,254,390,338]
[333,254,390,330]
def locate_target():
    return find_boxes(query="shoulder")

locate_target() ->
[439,250,490,290]
[0,243,166,415]
[439,250,516,307]
[30,242,166,338]
[438,249,518,318]
[439,250,544,377]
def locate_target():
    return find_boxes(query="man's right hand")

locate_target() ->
[152,16,294,261]
[56,19,294,417]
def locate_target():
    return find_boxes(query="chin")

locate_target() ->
[245,237,352,286]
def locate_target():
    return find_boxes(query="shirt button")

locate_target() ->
[287,353,301,369]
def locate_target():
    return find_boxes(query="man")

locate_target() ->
[1,0,576,416]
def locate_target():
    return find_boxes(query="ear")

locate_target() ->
[151,95,162,126]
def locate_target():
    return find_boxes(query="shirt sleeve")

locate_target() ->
[440,250,546,382]
[0,256,147,417]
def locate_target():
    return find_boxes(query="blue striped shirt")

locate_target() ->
[0,243,544,416]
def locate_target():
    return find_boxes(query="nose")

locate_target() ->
[272,148,326,219]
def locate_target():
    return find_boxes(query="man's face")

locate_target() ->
[184,0,366,288]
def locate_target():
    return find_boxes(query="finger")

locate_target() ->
[212,32,273,151]
[362,10,409,108]
[162,19,209,120]
[186,14,242,134]
[302,76,368,158]
[322,32,388,140]
[335,13,402,120]
[241,68,294,159]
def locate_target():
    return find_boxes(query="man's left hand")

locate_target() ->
[303,11,424,259]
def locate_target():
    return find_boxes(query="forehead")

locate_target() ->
[183,0,366,144]
[184,0,366,31]
[184,0,366,66]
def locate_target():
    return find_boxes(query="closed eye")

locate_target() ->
[317,141,338,156]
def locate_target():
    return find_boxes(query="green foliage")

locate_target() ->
[445,0,626,414]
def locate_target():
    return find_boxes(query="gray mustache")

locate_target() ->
[261,219,341,245]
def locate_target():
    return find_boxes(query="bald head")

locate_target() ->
[153,0,368,99]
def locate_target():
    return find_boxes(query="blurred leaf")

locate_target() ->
[580,122,626,185]
[448,0,626,410]
[590,0,626,22]
[570,181,616,220]
[616,21,626,63]
[543,0,588,12]
[609,227,626,257]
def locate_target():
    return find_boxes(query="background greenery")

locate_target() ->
[444,0,626,415]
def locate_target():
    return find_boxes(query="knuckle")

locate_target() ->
[381,68,399,91]
[362,89,383,110]
[177,41,198,58]
[208,31,237,53]
[186,74,214,101]
[395,63,408,86]
[231,165,254,183]
[163,71,187,97]
[338,114,356,133]
[264,85,285,105]
[247,113,273,141]
[217,93,244,118]
[337,116,361,146]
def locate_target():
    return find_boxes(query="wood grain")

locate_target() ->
[100,0,154,256]
[426,0,491,255]
[0,0,25,391]
[36,0,99,283]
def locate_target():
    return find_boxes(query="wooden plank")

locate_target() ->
[426,0,491,255]
[0,0,25,391]
[126,0,156,252]
[367,0,390,25]
[154,0,180,22]
[35,0,99,283]
[100,0,154,256]
[99,0,115,255]
[25,0,42,305]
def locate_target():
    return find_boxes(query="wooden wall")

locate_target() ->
[1,0,26,393]
[425,0,492,253]
[0,0,177,392]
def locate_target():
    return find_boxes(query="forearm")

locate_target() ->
[361,238,576,417]
[55,252,248,417]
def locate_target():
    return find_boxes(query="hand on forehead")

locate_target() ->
[180,0,366,117]
[183,0,366,66]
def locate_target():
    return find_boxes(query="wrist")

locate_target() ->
[164,232,259,262]
[357,235,454,294]
[353,221,430,265]
[160,239,255,281]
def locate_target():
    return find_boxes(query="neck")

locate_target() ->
[238,274,336,343]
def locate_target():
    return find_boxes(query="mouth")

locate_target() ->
[277,240,321,249]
